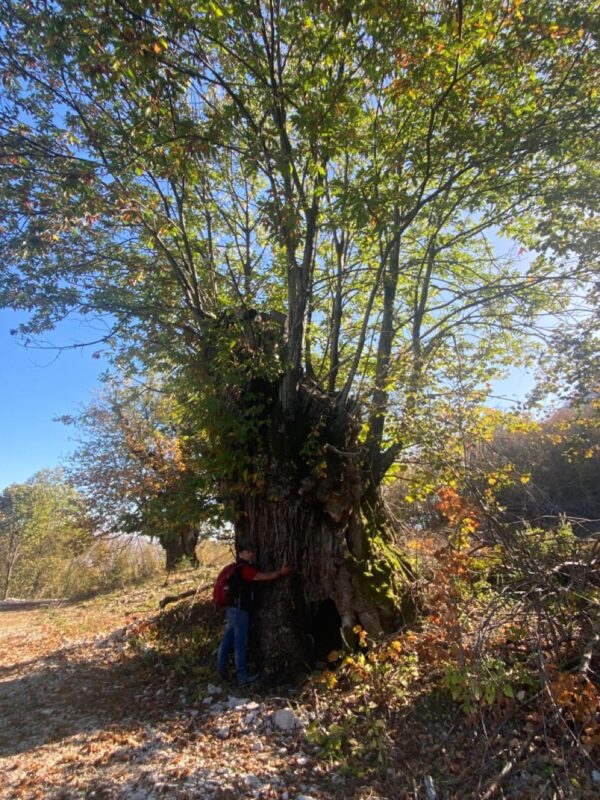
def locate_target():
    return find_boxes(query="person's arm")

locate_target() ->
[252,564,293,582]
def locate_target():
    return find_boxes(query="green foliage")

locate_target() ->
[520,519,579,562]
[307,638,420,771]
[0,469,93,599]
[441,656,536,714]
[186,319,283,488]
[0,0,597,479]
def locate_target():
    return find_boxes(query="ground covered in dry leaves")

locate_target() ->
[0,579,391,800]
[2,570,599,800]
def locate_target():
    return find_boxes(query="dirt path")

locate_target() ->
[0,594,362,800]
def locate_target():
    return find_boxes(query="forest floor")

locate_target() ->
[0,574,390,800]
[1,571,598,800]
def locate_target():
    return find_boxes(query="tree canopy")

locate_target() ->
[1,1,597,449]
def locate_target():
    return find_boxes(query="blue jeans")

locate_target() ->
[217,606,251,684]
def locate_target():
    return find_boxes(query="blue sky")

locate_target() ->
[0,308,110,490]
[490,367,535,408]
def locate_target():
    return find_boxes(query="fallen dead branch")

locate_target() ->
[158,583,211,609]
[479,730,538,800]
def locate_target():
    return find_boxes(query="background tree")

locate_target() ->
[1,0,598,670]
[532,288,600,408]
[0,469,91,599]
[62,379,219,570]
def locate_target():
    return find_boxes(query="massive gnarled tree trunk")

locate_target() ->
[237,460,410,671]
[200,317,414,675]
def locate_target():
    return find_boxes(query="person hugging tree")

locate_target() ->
[217,545,293,687]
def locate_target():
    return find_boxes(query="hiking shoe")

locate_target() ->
[238,673,260,687]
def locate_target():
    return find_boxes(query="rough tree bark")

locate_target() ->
[229,376,414,678]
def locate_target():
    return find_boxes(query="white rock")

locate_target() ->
[424,776,438,800]
[296,795,317,800]
[215,726,230,739]
[244,711,258,725]
[228,695,250,708]
[272,709,301,731]
[206,683,221,695]
[251,741,264,752]
[296,756,309,766]
[592,770,600,783]
[245,700,260,710]
[127,789,152,800]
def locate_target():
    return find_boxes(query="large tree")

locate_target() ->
[1,0,598,671]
